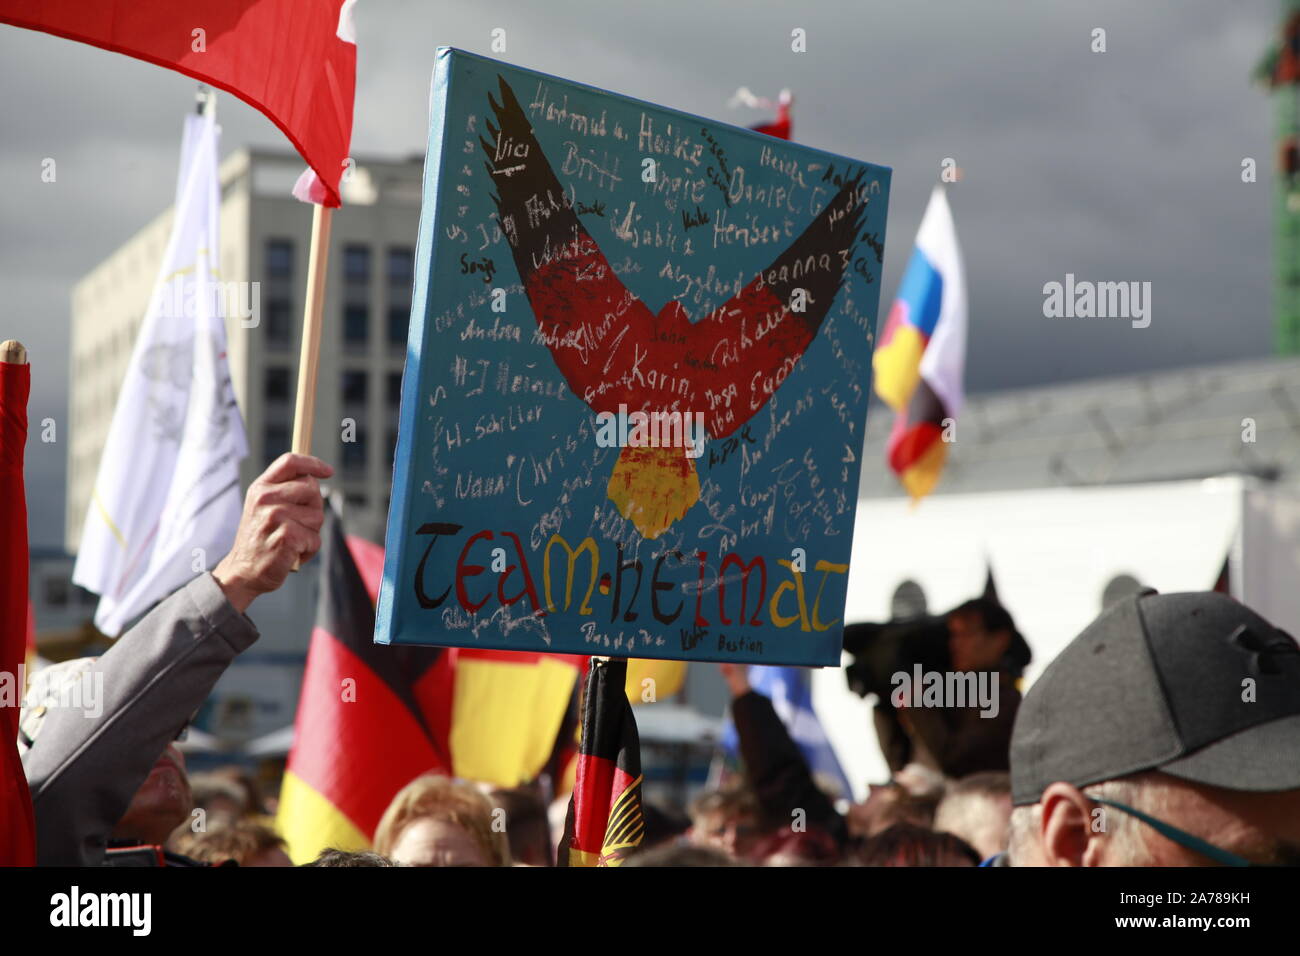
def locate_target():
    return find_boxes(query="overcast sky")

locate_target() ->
[1,0,1279,548]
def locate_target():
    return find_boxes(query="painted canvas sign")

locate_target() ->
[376,48,891,665]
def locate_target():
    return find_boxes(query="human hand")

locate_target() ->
[212,453,333,611]
[718,661,751,698]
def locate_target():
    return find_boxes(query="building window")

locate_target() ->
[345,492,369,511]
[266,298,292,348]
[264,423,290,466]
[266,239,293,279]
[74,585,97,607]
[387,372,403,408]
[44,577,69,608]
[265,366,291,403]
[387,306,408,347]
[386,247,414,284]
[342,370,368,407]
[342,428,368,472]
[343,245,372,284]
[344,305,369,345]
[387,428,399,466]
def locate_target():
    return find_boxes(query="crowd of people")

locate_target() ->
[14,454,1300,867]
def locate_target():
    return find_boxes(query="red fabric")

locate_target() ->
[290,627,446,836]
[0,359,35,866]
[887,418,943,475]
[0,0,356,207]
[751,102,792,141]
[408,647,583,775]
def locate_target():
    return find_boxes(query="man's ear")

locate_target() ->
[1039,782,1103,866]
[992,628,1012,659]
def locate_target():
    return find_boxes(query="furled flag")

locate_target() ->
[873,186,967,499]
[0,340,36,866]
[278,505,449,863]
[558,658,646,866]
[0,0,357,207]
[722,666,852,801]
[72,109,247,636]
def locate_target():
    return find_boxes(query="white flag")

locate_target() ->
[73,108,248,636]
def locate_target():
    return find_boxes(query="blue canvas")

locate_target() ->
[376,48,891,666]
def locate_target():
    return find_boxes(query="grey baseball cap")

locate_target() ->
[1010,590,1300,806]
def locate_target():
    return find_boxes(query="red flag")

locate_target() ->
[0,343,35,866]
[749,89,792,140]
[751,102,791,140]
[0,0,357,207]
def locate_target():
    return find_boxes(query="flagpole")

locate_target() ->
[289,202,333,570]
[291,203,333,456]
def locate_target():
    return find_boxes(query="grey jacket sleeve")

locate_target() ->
[22,572,259,866]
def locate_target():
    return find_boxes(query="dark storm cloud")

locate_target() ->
[0,0,1279,546]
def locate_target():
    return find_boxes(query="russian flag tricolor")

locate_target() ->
[873,186,968,499]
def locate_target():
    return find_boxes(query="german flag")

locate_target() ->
[419,647,582,787]
[558,658,645,866]
[279,507,588,861]
[335,533,580,787]
[278,505,448,863]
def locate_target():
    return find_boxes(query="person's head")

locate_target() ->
[624,843,738,867]
[303,848,396,867]
[174,821,292,867]
[641,801,691,849]
[188,772,248,829]
[947,598,1015,672]
[374,775,511,867]
[847,782,939,838]
[1008,771,1300,867]
[209,765,268,817]
[1008,590,1300,867]
[487,785,553,866]
[687,786,763,859]
[934,772,1012,860]
[113,742,193,847]
[851,822,981,867]
[759,827,842,867]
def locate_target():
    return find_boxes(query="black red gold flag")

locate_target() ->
[278,505,447,862]
[558,658,645,866]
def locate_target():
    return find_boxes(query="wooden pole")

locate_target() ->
[291,203,333,456]
[290,203,333,570]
